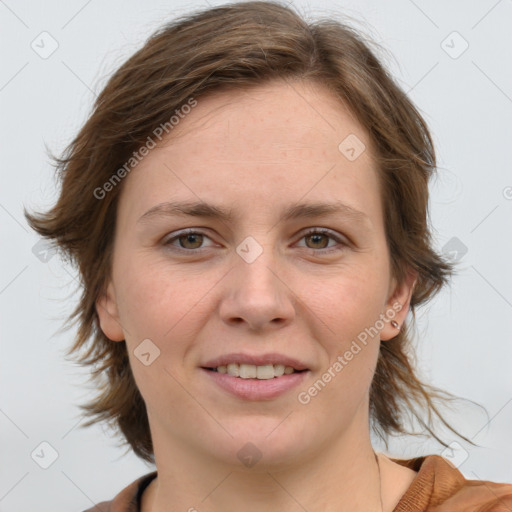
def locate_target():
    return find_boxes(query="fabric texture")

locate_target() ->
[82,454,512,512]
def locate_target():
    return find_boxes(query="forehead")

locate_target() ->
[118,79,383,228]
[165,79,372,159]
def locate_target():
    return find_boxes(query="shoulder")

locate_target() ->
[390,454,512,512]
[81,471,157,512]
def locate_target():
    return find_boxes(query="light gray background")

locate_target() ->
[1,0,511,510]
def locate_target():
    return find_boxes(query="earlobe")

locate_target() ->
[380,270,418,341]
[96,281,125,342]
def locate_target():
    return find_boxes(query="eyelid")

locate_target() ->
[298,227,349,249]
[162,226,349,254]
[162,228,218,250]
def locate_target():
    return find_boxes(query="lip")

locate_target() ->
[201,352,310,371]
[201,367,310,401]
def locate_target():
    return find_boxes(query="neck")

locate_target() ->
[142,432,384,512]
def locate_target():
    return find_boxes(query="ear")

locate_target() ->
[380,269,418,341]
[96,281,125,342]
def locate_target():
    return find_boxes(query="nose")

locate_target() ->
[219,249,296,332]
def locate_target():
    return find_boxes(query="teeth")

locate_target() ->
[240,364,257,378]
[273,364,285,377]
[227,363,239,377]
[256,365,273,379]
[217,363,296,379]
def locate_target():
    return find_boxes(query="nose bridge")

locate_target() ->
[234,235,282,296]
[220,234,296,329]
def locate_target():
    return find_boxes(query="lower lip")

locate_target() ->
[201,368,310,401]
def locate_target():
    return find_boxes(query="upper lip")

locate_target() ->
[201,353,310,371]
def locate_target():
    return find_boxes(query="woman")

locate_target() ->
[25,1,512,511]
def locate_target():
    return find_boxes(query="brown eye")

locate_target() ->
[297,228,348,255]
[304,232,330,249]
[177,233,204,250]
[164,230,214,252]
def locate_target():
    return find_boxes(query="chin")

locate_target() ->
[205,420,309,471]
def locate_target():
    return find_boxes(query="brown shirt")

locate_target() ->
[83,454,512,512]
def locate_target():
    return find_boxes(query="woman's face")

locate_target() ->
[97,80,415,469]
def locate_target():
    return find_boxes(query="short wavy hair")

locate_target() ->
[25,0,481,463]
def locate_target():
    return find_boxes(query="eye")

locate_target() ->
[163,229,215,252]
[296,228,348,254]
[162,227,348,255]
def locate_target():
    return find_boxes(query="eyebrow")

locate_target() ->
[137,200,371,226]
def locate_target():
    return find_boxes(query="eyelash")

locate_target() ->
[163,227,348,256]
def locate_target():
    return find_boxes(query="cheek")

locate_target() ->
[120,277,168,336]
[304,277,384,410]
[115,262,204,406]
[113,259,177,341]
[308,265,388,345]
[114,255,220,345]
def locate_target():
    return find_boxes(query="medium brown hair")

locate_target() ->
[25,0,482,463]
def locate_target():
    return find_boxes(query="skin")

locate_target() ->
[97,79,418,512]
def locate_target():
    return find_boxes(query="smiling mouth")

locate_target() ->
[203,363,307,379]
